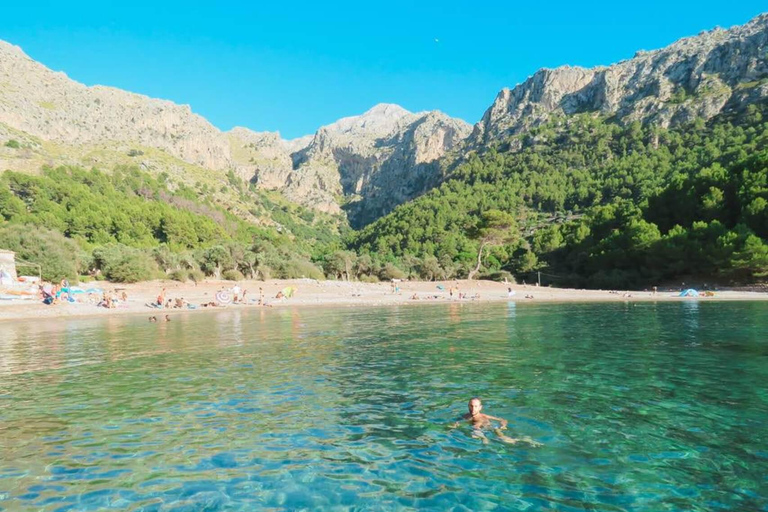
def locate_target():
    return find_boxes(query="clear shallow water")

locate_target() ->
[1,302,767,511]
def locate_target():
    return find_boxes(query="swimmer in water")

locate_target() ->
[454,397,541,446]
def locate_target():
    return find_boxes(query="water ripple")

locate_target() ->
[0,302,767,510]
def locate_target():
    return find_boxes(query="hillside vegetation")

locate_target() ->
[0,166,343,282]
[350,104,768,288]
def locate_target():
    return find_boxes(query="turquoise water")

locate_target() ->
[1,302,767,511]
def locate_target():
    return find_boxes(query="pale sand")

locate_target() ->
[0,279,765,323]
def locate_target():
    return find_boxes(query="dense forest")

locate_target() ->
[1,103,767,287]
[351,103,768,287]
[0,166,340,282]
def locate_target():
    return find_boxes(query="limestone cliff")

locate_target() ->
[255,104,472,223]
[471,13,768,145]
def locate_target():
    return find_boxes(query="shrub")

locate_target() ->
[106,252,158,283]
[379,262,406,281]
[168,269,188,282]
[92,244,158,283]
[256,265,272,281]
[188,269,205,283]
[359,274,379,283]
[0,224,83,281]
[222,269,244,281]
[479,270,516,283]
[279,259,324,280]
[4,139,20,149]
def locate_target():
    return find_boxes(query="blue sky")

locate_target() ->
[1,1,765,138]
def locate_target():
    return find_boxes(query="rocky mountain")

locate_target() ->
[2,12,767,229]
[471,13,768,145]
[253,104,472,225]
[0,40,232,170]
[0,40,470,226]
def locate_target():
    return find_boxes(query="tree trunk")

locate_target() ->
[468,241,489,280]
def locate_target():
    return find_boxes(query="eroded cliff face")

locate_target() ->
[471,14,768,144]
[251,104,472,223]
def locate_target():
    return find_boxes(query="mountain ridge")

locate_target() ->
[2,12,768,228]
[470,13,768,146]
[0,39,470,224]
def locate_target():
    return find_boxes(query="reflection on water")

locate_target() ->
[1,302,767,511]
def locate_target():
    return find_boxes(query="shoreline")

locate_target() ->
[1,278,766,323]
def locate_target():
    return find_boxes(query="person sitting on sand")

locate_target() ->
[275,291,285,300]
[40,284,57,305]
[453,398,541,446]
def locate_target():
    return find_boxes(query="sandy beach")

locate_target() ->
[1,278,766,323]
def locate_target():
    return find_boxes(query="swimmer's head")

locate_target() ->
[468,397,482,416]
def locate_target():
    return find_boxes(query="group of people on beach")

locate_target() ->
[153,285,276,310]
[38,279,127,308]
[152,288,192,309]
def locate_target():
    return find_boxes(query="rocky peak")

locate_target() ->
[472,13,768,144]
[254,105,472,224]
[323,103,416,136]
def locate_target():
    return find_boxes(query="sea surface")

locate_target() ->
[1,302,767,511]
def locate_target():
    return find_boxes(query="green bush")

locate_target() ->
[378,262,406,281]
[91,244,158,283]
[168,269,188,282]
[4,139,20,149]
[256,265,272,281]
[479,270,516,283]
[359,274,379,283]
[188,269,205,283]
[279,259,324,280]
[106,251,158,283]
[222,269,244,281]
[0,224,83,281]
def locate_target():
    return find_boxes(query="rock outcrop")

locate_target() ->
[471,14,768,144]
[256,104,472,223]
